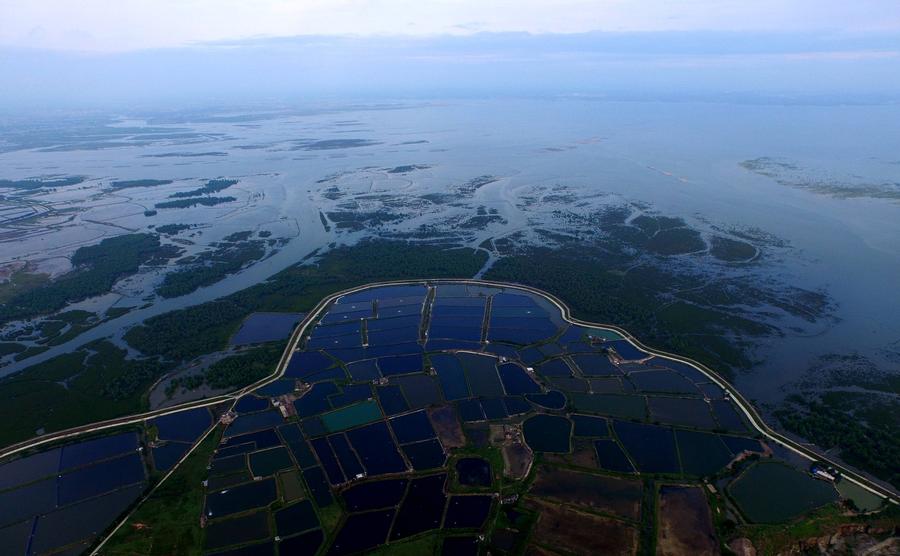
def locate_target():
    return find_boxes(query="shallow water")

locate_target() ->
[0,99,897,405]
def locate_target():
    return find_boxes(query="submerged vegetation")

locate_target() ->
[0,234,179,324]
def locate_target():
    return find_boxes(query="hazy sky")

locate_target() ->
[2,0,899,51]
[2,1,899,104]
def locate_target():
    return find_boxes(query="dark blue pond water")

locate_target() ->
[503,396,531,415]
[329,509,396,555]
[402,439,446,470]
[376,385,409,415]
[457,399,485,422]
[285,350,335,379]
[593,439,634,473]
[329,433,365,478]
[330,383,372,408]
[522,415,571,453]
[277,528,323,556]
[444,495,492,529]
[152,442,190,472]
[630,370,700,395]
[275,499,319,537]
[59,431,138,470]
[293,382,339,418]
[230,312,301,346]
[571,415,609,437]
[391,474,447,540]
[301,466,333,507]
[233,395,271,414]
[613,421,680,474]
[57,452,145,505]
[0,448,60,490]
[481,397,508,420]
[498,363,541,395]
[342,478,408,511]
[154,407,212,442]
[224,409,284,437]
[605,340,648,361]
[571,353,619,376]
[456,458,491,487]
[223,428,282,451]
[525,390,566,410]
[206,478,277,518]
[311,437,345,485]
[390,410,435,444]
[377,354,423,376]
[347,359,380,381]
[346,422,406,475]
[432,353,469,401]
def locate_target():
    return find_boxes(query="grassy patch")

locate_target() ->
[101,428,220,555]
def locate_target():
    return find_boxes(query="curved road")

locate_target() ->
[0,278,894,555]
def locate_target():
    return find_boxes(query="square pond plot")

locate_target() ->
[593,439,635,473]
[537,358,572,377]
[311,438,346,485]
[393,374,442,408]
[374,303,423,319]
[444,495,493,529]
[389,410,436,444]
[152,407,212,443]
[224,428,282,452]
[230,312,301,346]
[205,478,277,518]
[712,400,751,432]
[572,415,610,437]
[629,370,701,396]
[457,399,485,423]
[648,397,718,429]
[431,353,470,401]
[348,359,380,381]
[612,421,680,474]
[29,483,144,556]
[402,439,447,471]
[647,356,710,383]
[346,422,407,476]
[604,340,648,361]
[233,395,271,414]
[675,430,734,477]
[274,499,319,537]
[376,385,410,416]
[57,452,145,506]
[0,477,57,529]
[329,433,366,479]
[376,354,423,376]
[458,353,504,397]
[567,393,647,420]
[428,325,482,342]
[0,518,32,555]
[224,409,285,438]
[152,442,190,472]
[301,467,333,508]
[249,447,294,478]
[367,327,420,347]
[204,510,270,551]
[391,474,448,540]
[342,478,409,512]
[497,363,541,395]
[0,448,60,491]
[570,353,620,377]
[329,509,396,556]
[285,350,335,378]
[59,431,139,471]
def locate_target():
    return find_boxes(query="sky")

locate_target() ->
[1,1,899,104]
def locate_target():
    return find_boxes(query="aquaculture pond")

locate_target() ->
[25,280,868,555]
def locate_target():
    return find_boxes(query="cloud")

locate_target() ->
[1,0,898,52]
